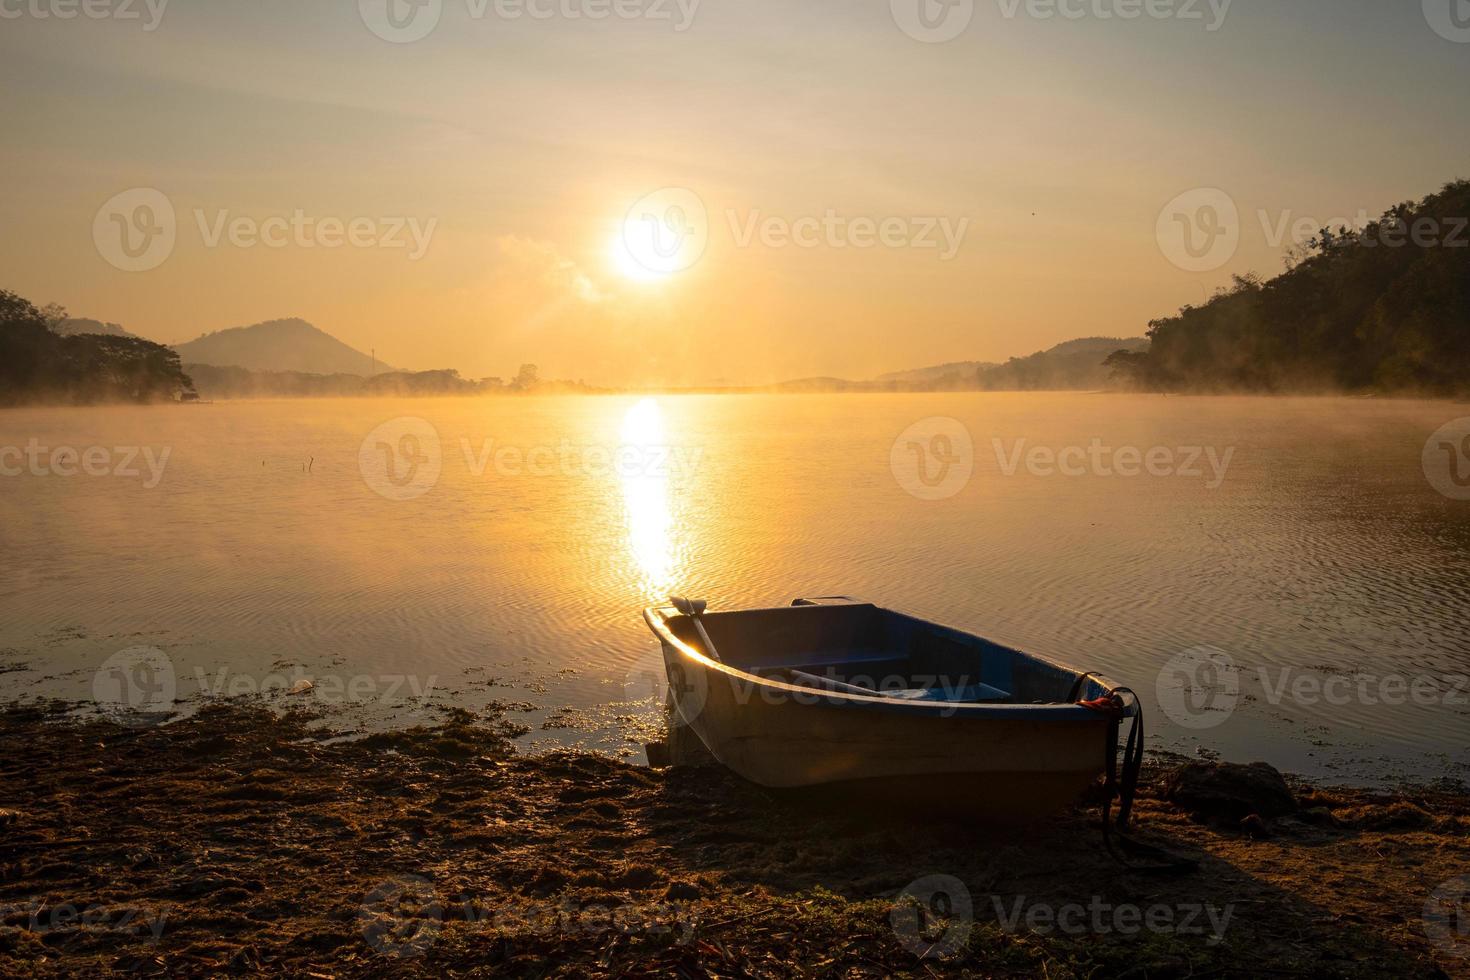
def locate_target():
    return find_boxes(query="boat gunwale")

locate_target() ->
[642,601,1134,721]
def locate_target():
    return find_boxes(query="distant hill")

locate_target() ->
[975,336,1148,391]
[53,318,137,339]
[184,364,601,399]
[173,318,392,375]
[771,376,872,393]
[861,336,1148,392]
[876,361,999,385]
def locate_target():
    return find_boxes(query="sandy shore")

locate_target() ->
[1,701,1467,978]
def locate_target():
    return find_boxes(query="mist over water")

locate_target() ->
[1,393,1467,783]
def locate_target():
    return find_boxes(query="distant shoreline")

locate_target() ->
[5,387,1470,408]
[8,387,1470,408]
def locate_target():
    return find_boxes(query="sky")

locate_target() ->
[1,0,1467,386]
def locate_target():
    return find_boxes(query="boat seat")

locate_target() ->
[772,650,903,669]
[784,670,1010,704]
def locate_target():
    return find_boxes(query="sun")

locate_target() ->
[609,189,708,283]
[610,230,671,283]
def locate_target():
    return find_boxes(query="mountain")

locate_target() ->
[53,318,137,339]
[172,318,392,375]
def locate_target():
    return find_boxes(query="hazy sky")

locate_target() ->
[1,0,1467,385]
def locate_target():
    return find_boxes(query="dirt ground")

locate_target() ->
[1,701,1467,978]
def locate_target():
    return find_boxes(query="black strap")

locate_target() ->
[1114,686,1145,829]
[1097,688,1199,874]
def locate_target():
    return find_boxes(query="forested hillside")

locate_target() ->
[1109,180,1470,394]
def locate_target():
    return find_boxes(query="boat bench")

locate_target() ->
[784,669,1012,704]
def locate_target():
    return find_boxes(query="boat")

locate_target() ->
[643,596,1139,817]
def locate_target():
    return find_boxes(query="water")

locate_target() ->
[2,393,1468,784]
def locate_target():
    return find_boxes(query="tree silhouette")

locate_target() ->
[1121,180,1470,394]
[0,289,196,405]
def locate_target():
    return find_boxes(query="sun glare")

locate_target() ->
[620,396,665,445]
[618,398,677,595]
[610,230,669,283]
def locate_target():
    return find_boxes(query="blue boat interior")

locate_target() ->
[667,598,1105,706]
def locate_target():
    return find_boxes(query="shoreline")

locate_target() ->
[2,702,1467,977]
[1,672,1463,793]
[5,389,1470,408]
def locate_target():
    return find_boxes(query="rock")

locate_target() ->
[1162,761,1297,822]
[614,864,663,889]
[288,679,313,695]
[1297,806,1339,827]
[665,880,701,901]
[1239,813,1271,838]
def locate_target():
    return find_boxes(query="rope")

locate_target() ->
[1065,671,1105,705]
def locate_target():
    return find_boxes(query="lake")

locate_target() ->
[2,393,1468,785]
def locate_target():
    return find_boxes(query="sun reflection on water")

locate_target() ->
[618,398,681,597]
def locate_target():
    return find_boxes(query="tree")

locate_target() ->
[0,288,195,405]
[1103,350,1152,390]
[39,302,68,331]
[514,364,539,390]
[1118,179,1470,395]
[0,290,55,402]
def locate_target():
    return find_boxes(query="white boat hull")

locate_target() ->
[645,599,1124,815]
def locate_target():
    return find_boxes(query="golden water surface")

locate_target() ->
[1,393,1468,783]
